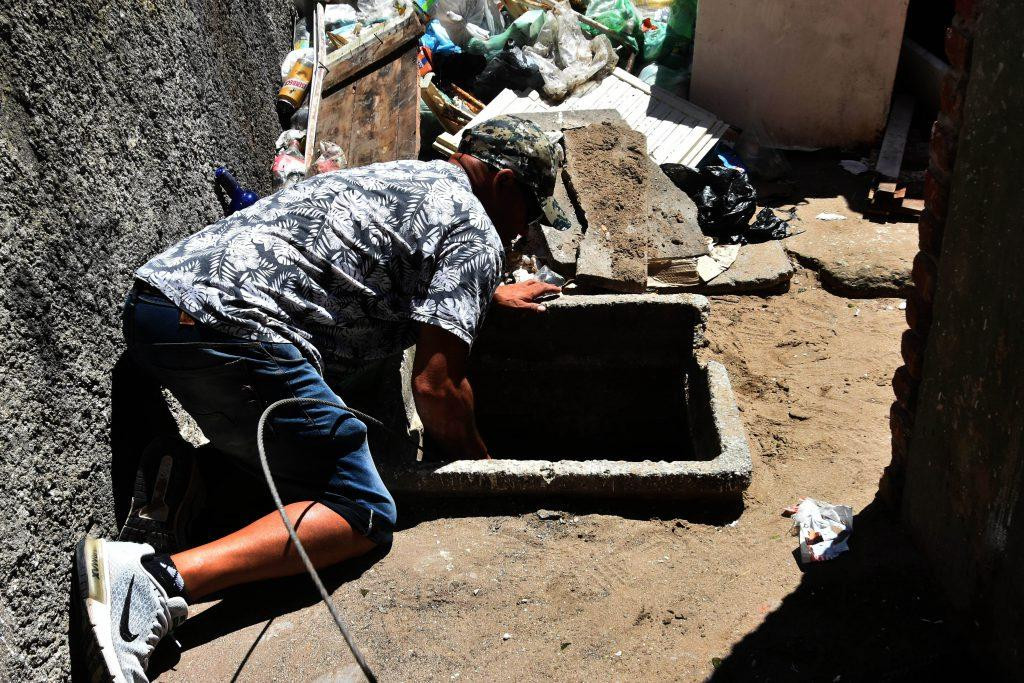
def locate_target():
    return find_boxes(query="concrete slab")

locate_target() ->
[647,159,708,266]
[528,173,584,276]
[784,206,916,297]
[701,240,794,294]
[564,122,652,293]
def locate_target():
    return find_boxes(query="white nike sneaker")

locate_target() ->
[75,537,189,683]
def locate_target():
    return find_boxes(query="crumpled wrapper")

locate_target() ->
[784,498,854,563]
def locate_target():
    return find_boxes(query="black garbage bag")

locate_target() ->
[661,164,757,242]
[431,51,488,92]
[745,207,790,243]
[471,47,545,102]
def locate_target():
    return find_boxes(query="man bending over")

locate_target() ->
[76,116,568,682]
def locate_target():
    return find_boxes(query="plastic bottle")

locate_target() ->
[214,167,260,215]
[277,54,315,119]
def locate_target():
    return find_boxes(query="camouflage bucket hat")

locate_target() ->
[458,115,572,231]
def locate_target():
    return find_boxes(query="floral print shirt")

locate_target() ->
[137,160,505,366]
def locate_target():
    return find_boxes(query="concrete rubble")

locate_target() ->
[564,121,654,293]
[512,109,793,295]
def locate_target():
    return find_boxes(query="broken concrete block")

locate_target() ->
[527,171,584,276]
[701,239,793,293]
[564,121,652,293]
[645,159,708,286]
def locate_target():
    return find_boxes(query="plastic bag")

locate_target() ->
[471,47,544,101]
[272,129,307,190]
[662,164,757,242]
[785,498,854,564]
[666,0,697,41]
[431,0,505,46]
[583,0,641,51]
[422,18,462,56]
[356,0,401,22]
[637,62,688,94]
[653,0,696,69]
[745,207,790,243]
[523,1,616,102]
[466,9,547,59]
[324,2,358,30]
[312,141,348,175]
[641,20,666,62]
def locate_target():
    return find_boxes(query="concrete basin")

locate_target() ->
[375,294,752,502]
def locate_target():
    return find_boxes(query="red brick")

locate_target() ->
[906,293,933,335]
[945,22,972,71]
[930,120,958,177]
[940,70,967,127]
[901,329,927,380]
[893,365,918,411]
[918,209,946,257]
[912,251,939,304]
[889,401,915,462]
[923,170,949,221]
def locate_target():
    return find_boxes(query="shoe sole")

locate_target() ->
[119,437,205,553]
[75,538,127,683]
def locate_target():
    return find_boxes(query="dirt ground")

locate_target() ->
[155,263,978,682]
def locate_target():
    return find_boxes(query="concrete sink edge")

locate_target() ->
[379,359,752,500]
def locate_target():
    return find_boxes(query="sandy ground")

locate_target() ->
[154,264,976,682]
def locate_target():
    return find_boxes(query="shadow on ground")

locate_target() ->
[146,545,389,680]
[708,496,986,682]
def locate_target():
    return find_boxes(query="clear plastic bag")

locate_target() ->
[466,9,547,59]
[312,141,348,174]
[583,0,641,51]
[431,0,505,46]
[524,1,616,101]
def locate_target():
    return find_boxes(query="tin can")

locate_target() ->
[277,55,315,117]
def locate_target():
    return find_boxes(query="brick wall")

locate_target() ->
[881,0,981,502]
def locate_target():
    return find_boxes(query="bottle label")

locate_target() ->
[283,77,309,91]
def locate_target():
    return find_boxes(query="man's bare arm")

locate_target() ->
[411,323,489,459]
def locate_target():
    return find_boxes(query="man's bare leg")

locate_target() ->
[171,502,376,600]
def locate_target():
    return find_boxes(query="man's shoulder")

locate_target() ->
[343,159,467,186]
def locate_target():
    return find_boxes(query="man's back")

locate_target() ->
[138,160,505,365]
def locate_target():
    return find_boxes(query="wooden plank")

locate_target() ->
[315,43,420,167]
[304,2,327,175]
[875,93,915,179]
[321,12,424,91]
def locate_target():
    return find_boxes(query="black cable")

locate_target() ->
[257,397,419,683]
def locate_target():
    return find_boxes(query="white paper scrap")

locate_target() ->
[697,239,741,283]
[815,212,848,221]
[786,498,854,563]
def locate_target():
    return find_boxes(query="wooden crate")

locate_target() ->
[306,6,424,170]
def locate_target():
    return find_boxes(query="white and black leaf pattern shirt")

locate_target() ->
[137,160,506,366]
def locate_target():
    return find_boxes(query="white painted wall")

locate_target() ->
[690,0,910,149]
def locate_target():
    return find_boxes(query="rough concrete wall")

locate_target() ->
[0,1,291,677]
[900,0,1024,674]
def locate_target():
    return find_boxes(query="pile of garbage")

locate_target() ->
[418,0,699,133]
[246,0,702,196]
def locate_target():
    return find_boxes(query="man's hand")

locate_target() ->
[493,280,561,312]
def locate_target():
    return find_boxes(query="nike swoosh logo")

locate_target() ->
[120,576,140,642]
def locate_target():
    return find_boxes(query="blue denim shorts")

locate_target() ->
[123,286,397,545]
